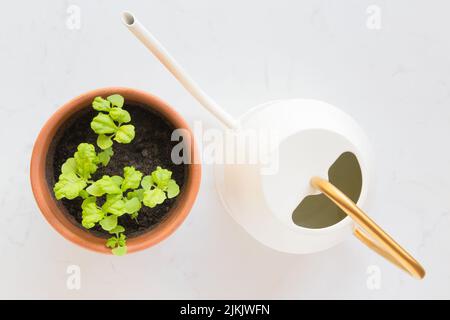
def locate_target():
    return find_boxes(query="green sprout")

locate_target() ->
[53,94,180,255]
[91,94,135,149]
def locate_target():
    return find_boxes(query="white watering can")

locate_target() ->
[122,12,425,279]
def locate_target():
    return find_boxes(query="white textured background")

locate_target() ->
[0,0,449,299]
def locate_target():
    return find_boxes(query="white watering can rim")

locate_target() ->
[121,11,425,279]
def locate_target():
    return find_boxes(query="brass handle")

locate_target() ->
[310,177,425,279]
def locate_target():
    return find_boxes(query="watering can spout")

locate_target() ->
[121,11,238,130]
[122,11,135,26]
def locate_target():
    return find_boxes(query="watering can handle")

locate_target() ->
[310,177,426,279]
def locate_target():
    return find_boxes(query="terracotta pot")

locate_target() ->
[30,87,201,254]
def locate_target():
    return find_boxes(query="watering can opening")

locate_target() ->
[260,126,364,231]
[292,152,362,229]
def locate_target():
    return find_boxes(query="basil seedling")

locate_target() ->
[53,94,180,255]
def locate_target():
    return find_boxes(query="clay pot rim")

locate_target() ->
[30,87,201,254]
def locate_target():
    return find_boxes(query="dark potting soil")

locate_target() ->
[47,103,187,238]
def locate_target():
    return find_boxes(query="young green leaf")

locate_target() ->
[97,176,122,194]
[127,188,145,201]
[114,124,135,144]
[102,194,126,216]
[143,188,166,208]
[53,172,87,200]
[107,94,124,108]
[92,96,111,112]
[81,196,97,209]
[111,175,124,187]
[109,225,125,235]
[81,199,104,229]
[91,113,117,134]
[141,175,154,190]
[121,166,142,191]
[79,189,89,199]
[166,179,180,198]
[109,108,131,123]
[97,147,114,166]
[85,183,103,197]
[97,134,113,150]
[151,166,172,189]
[86,175,122,196]
[99,215,118,231]
[124,197,141,214]
[61,158,77,174]
[106,236,118,248]
[112,245,127,256]
[117,233,126,246]
[74,143,98,179]
[107,233,127,256]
